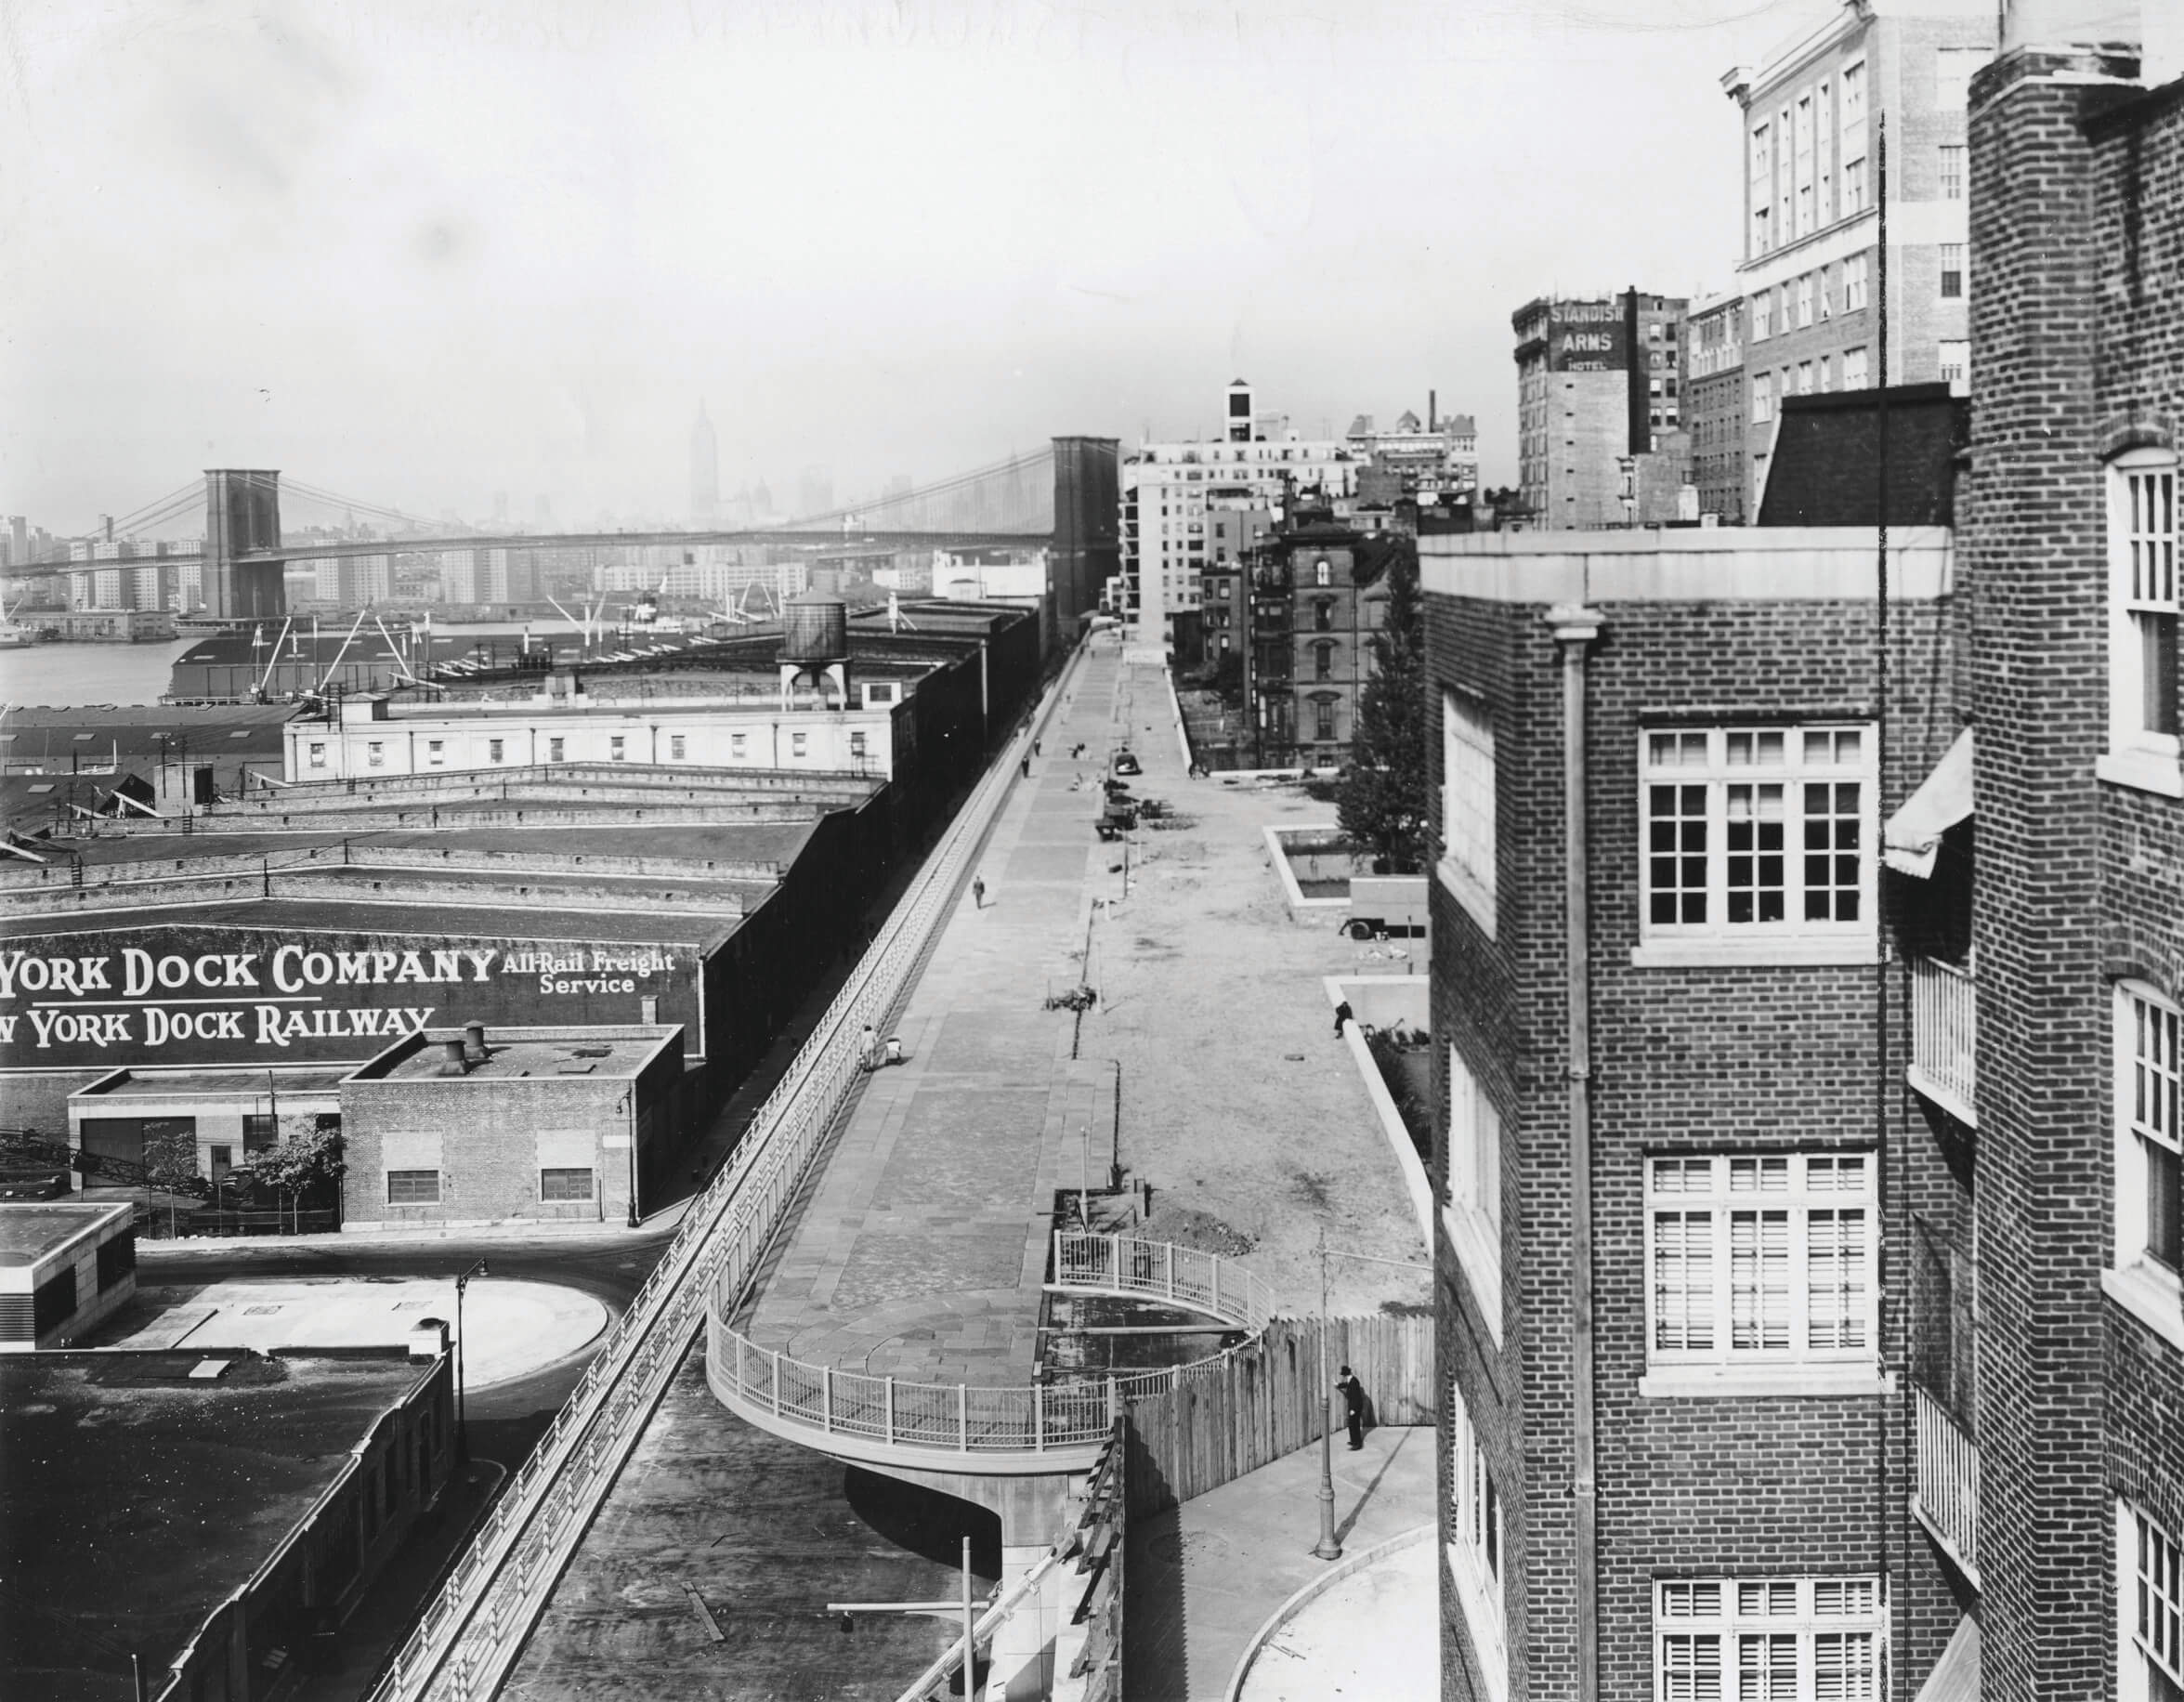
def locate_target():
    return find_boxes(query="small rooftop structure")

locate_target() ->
[0,1200,137,1350]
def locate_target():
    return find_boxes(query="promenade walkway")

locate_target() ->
[731,634,1427,1392]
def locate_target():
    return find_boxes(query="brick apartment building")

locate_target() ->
[1241,515,1405,769]
[1424,525,1958,1699]
[1687,293,1750,523]
[1430,9,2184,1697]
[1513,291,1692,530]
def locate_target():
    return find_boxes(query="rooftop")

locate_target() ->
[0,1202,131,1266]
[351,1024,681,1083]
[1420,524,1954,606]
[0,1351,430,1702]
[54,819,822,872]
[0,897,739,950]
[73,1067,353,1102]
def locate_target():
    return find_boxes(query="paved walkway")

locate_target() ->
[103,1276,608,1388]
[735,635,1427,1390]
[1232,1532,1436,1702]
[1126,1425,1436,1702]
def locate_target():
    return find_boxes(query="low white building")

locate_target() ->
[0,1202,137,1350]
[284,682,910,783]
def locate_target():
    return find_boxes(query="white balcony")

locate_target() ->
[1908,956,1978,1128]
[1912,1382,1981,1588]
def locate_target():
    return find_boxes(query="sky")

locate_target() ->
[0,0,1968,534]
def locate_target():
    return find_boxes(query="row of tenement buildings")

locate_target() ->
[1429,7,2182,1699]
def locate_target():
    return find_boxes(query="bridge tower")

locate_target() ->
[203,469,286,621]
[1050,436,1119,625]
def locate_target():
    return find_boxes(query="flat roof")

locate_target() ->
[59,818,822,871]
[1419,525,1954,605]
[360,1025,677,1083]
[0,1352,430,1701]
[74,1067,352,1101]
[0,897,739,950]
[0,1202,131,1266]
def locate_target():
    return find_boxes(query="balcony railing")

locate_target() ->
[1908,955,1978,1127]
[1912,1381,1981,1586]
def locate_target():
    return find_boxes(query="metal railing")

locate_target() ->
[1912,1381,1981,1582]
[706,1233,1266,1460]
[354,648,1087,1702]
[1908,955,1978,1126]
[1053,1232,1274,1329]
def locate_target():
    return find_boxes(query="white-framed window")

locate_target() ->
[1940,341,1969,395]
[730,732,747,760]
[1639,726,1876,962]
[608,735,626,761]
[2107,453,2181,793]
[1447,1375,1508,1698]
[1314,557,1331,586]
[488,739,503,764]
[1445,1043,1503,1338]
[1750,122,1773,256]
[1655,1576,1883,1700]
[1941,242,1966,299]
[541,1167,595,1202]
[1818,268,1833,321]
[1439,690,1497,936]
[1754,372,1775,424]
[1753,292,1772,341]
[850,730,868,760]
[2121,1499,2184,1702]
[367,740,385,769]
[2112,983,2184,1347]
[307,740,326,769]
[1797,275,1814,328]
[669,734,686,760]
[1844,252,1869,311]
[386,1169,440,1205]
[426,740,444,767]
[548,737,565,763]
[1645,1152,1877,1381]
[1939,143,1965,200]
[1845,347,1870,390]
[791,730,807,758]
[1844,156,1867,215]
[1819,354,1835,392]
[1797,361,1814,396]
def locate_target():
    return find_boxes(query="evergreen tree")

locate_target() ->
[1337,538,1428,871]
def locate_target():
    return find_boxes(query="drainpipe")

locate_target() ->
[1549,602,1604,1702]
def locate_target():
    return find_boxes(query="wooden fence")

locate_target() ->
[1121,1314,1434,1516]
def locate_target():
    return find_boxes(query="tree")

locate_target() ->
[239,1123,347,1234]
[143,1124,202,1237]
[1337,538,1428,872]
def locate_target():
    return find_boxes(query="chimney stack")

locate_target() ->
[464,1020,488,1062]
[438,1038,470,1077]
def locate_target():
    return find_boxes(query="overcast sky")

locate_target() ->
[1,0,1970,533]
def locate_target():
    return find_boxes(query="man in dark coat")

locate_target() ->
[1336,1365,1367,1450]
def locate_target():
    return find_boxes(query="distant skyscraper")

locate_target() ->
[691,402,720,527]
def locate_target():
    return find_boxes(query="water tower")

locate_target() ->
[778,589,849,710]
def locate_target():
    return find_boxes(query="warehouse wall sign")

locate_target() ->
[0,927,700,1068]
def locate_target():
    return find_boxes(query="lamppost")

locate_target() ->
[1313,1233,1432,1562]
[454,1258,489,1461]
[828,1534,979,1692]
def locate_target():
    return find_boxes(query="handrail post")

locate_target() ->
[1035,1381,1045,1449]
[884,1377,896,1445]
[771,1350,781,1417]
[1162,1240,1174,1302]
[1211,1258,1222,1319]
[959,1383,969,1450]
[822,1367,832,1431]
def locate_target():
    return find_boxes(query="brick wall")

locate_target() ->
[1967,47,2184,1699]
[1427,571,1960,1695]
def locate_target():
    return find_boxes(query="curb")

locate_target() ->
[1222,1522,1435,1702]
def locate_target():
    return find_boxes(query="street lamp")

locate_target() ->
[454,1258,489,1461]
[1312,1233,1432,1563]
[828,1534,979,1693]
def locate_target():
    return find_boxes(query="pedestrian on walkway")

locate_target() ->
[1336,1366,1367,1450]
[1021,756,1031,779]
[1332,1000,1354,1037]
[974,876,987,910]
[859,1023,877,1072]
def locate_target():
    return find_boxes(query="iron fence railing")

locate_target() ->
[340,645,1084,1702]
[706,1233,1266,1460]
[1912,1381,1981,1581]
[1908,955,1978,1125]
